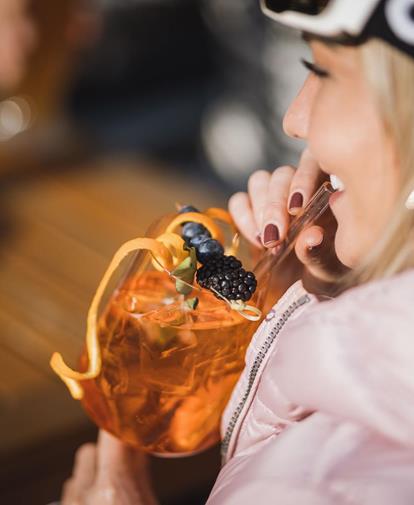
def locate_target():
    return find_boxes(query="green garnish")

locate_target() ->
[184,297,199,310]
[171,247,197,296]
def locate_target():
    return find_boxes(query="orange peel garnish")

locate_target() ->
[165,212,225,245]
[153,232,187,271]
[204,208,240,257]
[204,207,236,228]
[50,237,174,399]
[226,233,240,258]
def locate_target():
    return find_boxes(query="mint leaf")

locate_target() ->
[184,297,199,310]
[171,247,197,295]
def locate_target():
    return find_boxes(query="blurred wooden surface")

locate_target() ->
[0,158,226,456]
[0,3,226,503]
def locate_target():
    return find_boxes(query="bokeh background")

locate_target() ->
[0,1,308,503]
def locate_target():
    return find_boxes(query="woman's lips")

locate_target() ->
[329,174,345,206]
[329,189,344,206]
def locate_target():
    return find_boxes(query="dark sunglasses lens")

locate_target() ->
[264,0,330,15]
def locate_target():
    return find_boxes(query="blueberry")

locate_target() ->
[179,205,200,214]
[179,205,202,227]
[196,239,225,264]
[182,222,209,243]
[189,231,212,249]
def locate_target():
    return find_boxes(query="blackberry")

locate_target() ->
[196,255,257,302]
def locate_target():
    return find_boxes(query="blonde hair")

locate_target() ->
[340,39,414,288]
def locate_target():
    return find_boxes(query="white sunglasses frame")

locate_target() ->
[260,0,380,38]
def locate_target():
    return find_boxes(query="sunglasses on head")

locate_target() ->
[260,0,414,59]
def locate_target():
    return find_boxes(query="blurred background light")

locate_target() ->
[202,100,266,182]
[0,97,32,141]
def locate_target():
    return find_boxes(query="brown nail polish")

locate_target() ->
[289,192,304,210]
[263,224,280,245]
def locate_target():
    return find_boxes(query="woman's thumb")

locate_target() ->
[295,225,348,296]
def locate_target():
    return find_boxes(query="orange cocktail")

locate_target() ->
[80,270,257,456]
[51,206,264,456]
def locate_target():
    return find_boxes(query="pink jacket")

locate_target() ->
[207,269,414,504]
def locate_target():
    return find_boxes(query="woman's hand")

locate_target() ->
[229,148,347,294]
[61,431,158,505]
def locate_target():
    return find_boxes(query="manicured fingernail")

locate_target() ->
[263,224,280,245]
[307,236,324,255]
[289,192,303,210]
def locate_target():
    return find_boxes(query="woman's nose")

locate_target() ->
[283,75,317,140]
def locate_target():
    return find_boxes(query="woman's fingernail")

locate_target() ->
[263,224,280,245]
[307,236,324,255]
[289,192,304,210]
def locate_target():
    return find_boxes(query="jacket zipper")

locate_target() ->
[221,293,311,460]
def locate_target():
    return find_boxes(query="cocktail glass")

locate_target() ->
[51,183,334,457]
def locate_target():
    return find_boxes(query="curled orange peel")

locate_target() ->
[204,207,236,229]
[153,233,187,271]
[50,237,176,399]
[204,208,240,257]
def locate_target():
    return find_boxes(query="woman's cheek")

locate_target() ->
[309,85,364,173]
[308,107,344,172]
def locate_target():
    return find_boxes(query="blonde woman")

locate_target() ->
[61,1,414,503]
